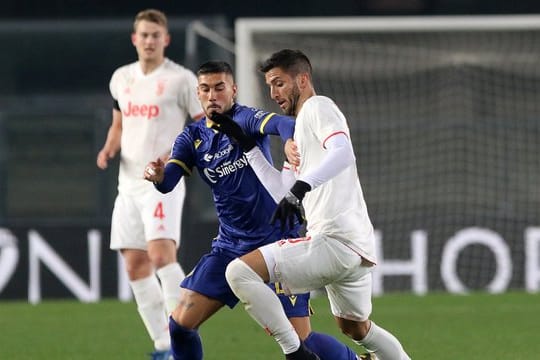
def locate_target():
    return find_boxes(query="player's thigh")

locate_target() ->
[327,266,373,322]
[110,193,146,250]
[181,248,239,309]
[261,234,360,294]
[142,180,185,245]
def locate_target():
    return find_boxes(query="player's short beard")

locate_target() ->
[287,84,301,116]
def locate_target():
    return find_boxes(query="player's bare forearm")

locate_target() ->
[96,117,122,169]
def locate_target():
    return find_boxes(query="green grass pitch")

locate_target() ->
[1,292,539,359]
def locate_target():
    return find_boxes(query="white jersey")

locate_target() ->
[110,58,202,193]
[295,96,376,263]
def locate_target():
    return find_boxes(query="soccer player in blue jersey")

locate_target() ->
[144,61,360,360]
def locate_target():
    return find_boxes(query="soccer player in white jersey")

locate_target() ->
[216,49,411,360]
[96,9,203,360]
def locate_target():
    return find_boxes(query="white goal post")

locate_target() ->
[236,15,540,105]
[234,15,540,295]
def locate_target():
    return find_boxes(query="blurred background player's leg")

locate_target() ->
[144,183,187,358]
[157,262,185,313]
[123,250,171,356]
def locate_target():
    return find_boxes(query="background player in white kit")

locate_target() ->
[96,9,203,360]
[214,49,411,360]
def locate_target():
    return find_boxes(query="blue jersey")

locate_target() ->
[157,103,300,257]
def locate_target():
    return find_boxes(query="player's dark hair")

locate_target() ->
[259,49,312,78]
[197,61,234,77]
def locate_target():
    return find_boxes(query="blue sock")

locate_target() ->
[169,316,203,360]
[304,331,357,360]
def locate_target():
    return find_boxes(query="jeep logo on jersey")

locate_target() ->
[203,155,249,183]
[122,101,159,119]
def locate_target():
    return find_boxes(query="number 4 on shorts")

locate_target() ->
[153,201,165,219]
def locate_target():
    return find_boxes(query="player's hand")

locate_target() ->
[96,149,114,170]
[271,180,311,232]
[284,139,300,167]
[144,158,165,184]
[210,112,256,151]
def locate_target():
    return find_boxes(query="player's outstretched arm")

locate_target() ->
[243,147,295,203]
[210,112,256,151]
[144,158,185,193]
[211,111,298,202]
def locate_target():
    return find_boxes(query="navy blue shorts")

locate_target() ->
[181,247,310,317]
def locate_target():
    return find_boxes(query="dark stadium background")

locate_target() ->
[4,0,540,19]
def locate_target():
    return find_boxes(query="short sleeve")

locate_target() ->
[109,69,120,101]
[309,97,349,145]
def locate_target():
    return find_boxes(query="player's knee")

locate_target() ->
[225,258,258,289]
[224,258,244,287]
[147,239,177,267]
[171,306,189,328]
[124,261,153,280]
[339,319,370,340]
[169,315,197,335]
[148,251,174,269]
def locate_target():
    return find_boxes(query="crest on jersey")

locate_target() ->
[156,79,167,96]
[123,76,134,94]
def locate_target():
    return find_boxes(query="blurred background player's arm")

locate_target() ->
[96,106,122,170]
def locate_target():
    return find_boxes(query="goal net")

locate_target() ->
[235,16,540,294]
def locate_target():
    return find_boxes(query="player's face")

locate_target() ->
[131,20,170,63]
[265,67,301,116]
[197,73,237,117]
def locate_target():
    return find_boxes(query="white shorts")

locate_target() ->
[259,233,373,321]
[110,180,185,251]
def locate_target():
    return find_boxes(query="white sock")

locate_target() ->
[156,262,185,314]
[354,321,411,360]
[130,275,170,351]
[225,258,300,354]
